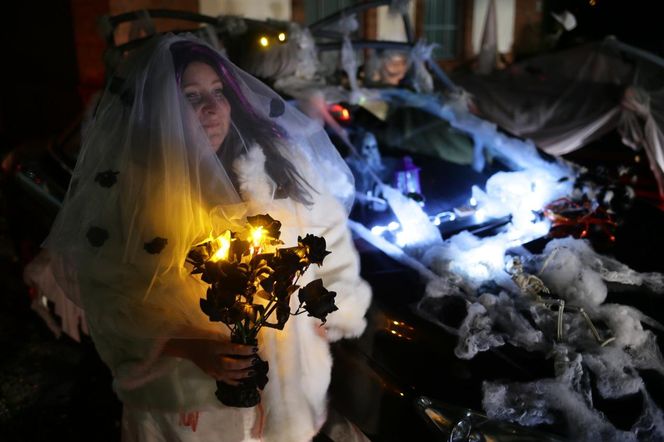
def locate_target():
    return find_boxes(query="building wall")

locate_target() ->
[110,0,199,46]
[70,0,199,104]
[376,2,416,42]
[199,0,291,21]
[512,0,543,57]
[471,0,515,54]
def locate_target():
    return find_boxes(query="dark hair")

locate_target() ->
[169,40,313,206]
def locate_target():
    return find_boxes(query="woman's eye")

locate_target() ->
[213,88,224,99]
[185,92,201,104]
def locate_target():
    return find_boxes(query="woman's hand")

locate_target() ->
[164,338,258,385]
[314,323,328,340]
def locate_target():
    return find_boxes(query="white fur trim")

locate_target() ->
[232,144,274,204]
[324,278,371,342]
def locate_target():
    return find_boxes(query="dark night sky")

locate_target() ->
[550,0,664,55]
[0,1,81,145]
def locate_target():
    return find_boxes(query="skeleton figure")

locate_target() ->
[506,257,615,347]
[347,131,384,194]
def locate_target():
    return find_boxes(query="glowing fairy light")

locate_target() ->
[387,221,400,231]
[277,32,286,42]
[250,226,265,246]
[371,225,387,236]
[431,211,456,226]
[248,226,267,255]
[395,231,409,247]
[475,208,487,223]
[259,36,269,47]
[210,231,231,262]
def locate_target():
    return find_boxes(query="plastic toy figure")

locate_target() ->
[506,256,614,346]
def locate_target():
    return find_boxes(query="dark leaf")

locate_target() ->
[254,358,269,390]
[86,226,108,247]
[144,237,168,254]
[200,298,226,322]
[260,275,275,293]
[276,302,291,327]
[298,234,331,266]
[227,304,245,323]
[94,170,119,188]
[201,260,222,284]
[229,237,250,262]
[273,281,291,301]
[187,245,210,266]
[255,290,272,301]
[298,279,338,323]
[228,302,257,324]
[210,285,237,309]
[251,255,274,280]
[274,247,305,276]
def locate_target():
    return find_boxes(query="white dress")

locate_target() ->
[85,145,371,442]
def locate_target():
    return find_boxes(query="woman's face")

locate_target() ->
[181,61,231,151]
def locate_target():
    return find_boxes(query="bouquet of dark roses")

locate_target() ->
[186,214,338,407]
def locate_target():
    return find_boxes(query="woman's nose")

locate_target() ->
[200,93,221,113]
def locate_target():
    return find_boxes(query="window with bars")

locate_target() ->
[304,0,357,25]
[423,0,460,60]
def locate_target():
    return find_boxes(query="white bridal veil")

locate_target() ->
[43,34,355,346]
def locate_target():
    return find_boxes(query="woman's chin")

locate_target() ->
[209,136,223,152]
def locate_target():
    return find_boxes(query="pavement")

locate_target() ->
[0,188,121,441]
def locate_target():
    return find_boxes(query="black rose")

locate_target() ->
[86,226,108,247]
[246,214,282,241]
[298,234,331,266]
[269,98,285,118]
[203,261,250,295]
[144,237,168,254]
[200,286,236,322]
[274,247,305,276]
[298,279,338,323]
[226,302,258,324]
[94,170,119,188]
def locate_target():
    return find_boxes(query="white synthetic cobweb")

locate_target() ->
[351,90,664,439]
[419,235,664,440]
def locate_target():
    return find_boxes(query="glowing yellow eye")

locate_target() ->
[278,32,286,42]
[259,36,269,47]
